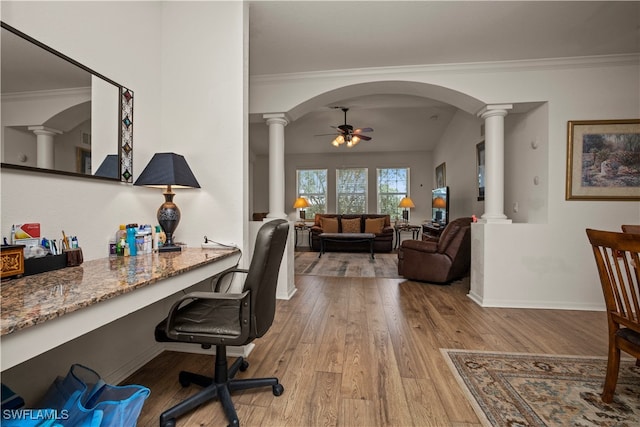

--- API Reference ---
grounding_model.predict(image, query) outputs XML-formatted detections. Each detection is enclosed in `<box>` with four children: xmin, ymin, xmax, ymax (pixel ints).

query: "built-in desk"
<box><xmin>1</xmin><ymin>248</ymin><xmax>241</xmax><ymax>372</ymax></box>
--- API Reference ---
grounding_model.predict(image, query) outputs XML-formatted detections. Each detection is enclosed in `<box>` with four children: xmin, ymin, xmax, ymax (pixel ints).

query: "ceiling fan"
<box><xmin>317</xmin><ymin>107</ymin><xmax>373</xmax><ymax>147</ymax></box>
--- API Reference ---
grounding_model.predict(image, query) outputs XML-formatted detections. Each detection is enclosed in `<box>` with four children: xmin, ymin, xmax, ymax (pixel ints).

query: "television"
<box><xmin>431</xmin><ymin>186</ymin><xmax>449</xmax><ymax>226</ymax></box>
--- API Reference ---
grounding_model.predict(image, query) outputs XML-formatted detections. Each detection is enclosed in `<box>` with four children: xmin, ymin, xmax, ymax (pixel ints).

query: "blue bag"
<box><xmin>14</xmin><ymin>364</ymin><xmax>151</xmax><ymax>427</ymax></box>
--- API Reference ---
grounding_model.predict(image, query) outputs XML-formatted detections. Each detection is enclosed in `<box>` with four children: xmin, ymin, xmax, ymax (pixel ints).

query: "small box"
<box><xmin>1</xmin><ymin>245</ymin><xmax>25</xmax><ymax>279</ymax></box>
<box><xmin>24</xmin><ymin>253</ymin><xmax>68</xmax><ymax>276</ymax></box>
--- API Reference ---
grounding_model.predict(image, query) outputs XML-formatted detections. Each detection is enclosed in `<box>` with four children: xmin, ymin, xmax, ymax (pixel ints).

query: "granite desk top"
<box><xmin>1</xmin><ymin>248</ymin><xmax>240</xmax><ymax>337</ymax></box>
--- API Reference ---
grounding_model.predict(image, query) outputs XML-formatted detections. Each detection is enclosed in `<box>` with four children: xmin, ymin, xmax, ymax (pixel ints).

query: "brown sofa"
<box><xmin>310</xmin><ymin>214</ymin><xmax>394</xmax><ymax>253</ymax></box>
<box><xmin>397</xmin><ymin>217</ymin><xmax>472</xmax><ymax>284</ymax></box>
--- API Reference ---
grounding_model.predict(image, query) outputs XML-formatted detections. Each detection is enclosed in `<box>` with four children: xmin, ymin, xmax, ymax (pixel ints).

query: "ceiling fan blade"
<box><xmin>354</xmin><ymin>127</ymin><xmax>373</xmax><ymax>134</ymax></box>
<box><xmin>330</xmin><ymin>126</ymin><xmax>347</xmax><ymax>133</ymax></box>
<box><xmin>357</xmin><ymin>134</ymin><xmax>372</xmax><ymax>141</ymax></box>
<box><xmin>314</xmin><ymin>133</ymin><xmax>340</xmax><ymax>137</ymax></box>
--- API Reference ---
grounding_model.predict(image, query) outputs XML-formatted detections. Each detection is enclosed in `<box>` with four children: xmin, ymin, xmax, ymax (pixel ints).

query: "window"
<box><xmin>296</xmin><ymin>169</ymin><xmax>327</xmax><ymax>217</ymax></box>
<box><xmin>337</xmin><ymin>168</ymin><xmax>367</xmax><ymax>213</ymax></box>
<box><xmin>377</xmin><ymin>168</ymin><xmax>409</xmax><ymax>220</ymax></box>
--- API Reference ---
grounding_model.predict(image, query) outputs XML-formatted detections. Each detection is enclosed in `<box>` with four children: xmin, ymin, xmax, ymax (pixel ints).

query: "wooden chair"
<box><xmin>621</xmin><ymin>224</ymin><xmax>640</xmax><ymax>234</ymax></box>
<box><xmin>586</xmin><ymin>228</ymin><xmax>640</xmax><ymax>403</ymax></box>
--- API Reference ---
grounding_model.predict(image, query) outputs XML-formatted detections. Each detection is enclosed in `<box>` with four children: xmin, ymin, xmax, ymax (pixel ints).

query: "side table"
<box><xmin>394</xmin><ymin>224</ymin><xmax>421</xmax><ymax>249</ymax></box>
<box><xmin>422</xmin><ymin>223</ymin><xmax>444</xmax><ymax>240</ymax></box>
<box><xmin>294</xmin><ymin>222</ymin><xmax>310</xmax><ymax>247</ymax></box>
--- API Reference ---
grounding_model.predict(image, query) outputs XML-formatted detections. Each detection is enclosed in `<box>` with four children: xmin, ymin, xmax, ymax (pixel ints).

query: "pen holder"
<box><xmin>64</xmin><ymin>248</ymin><xmax>83</xmax><ymax>267</ymax></box>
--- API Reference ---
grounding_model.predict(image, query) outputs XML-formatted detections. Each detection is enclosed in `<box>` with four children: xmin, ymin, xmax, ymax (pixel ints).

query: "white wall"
<box><xmin>1</xmin><ymin>1</ymin><xmax>163</xmax><ymax>261</ymax></box>
<box><xmin>1</xmin><ymin>0</ymin><xmax>247</xmax><ymax>261</ymax></box>
<box><xmin>432</xmin><ymin>109</ymin><xmax>485</xmax><ymax>221</ymax></box>
<box><xmin>249</xmin><ymin>55</ymin><xmax>640</xmax><ymax>310</ymax></box>
<box><xmin>1</xmin><ymin>0</ymin><xmax>248</xmax><ymax>401</ymax></box>
<box><xmin>504</xmin><ymin>103</ymin><xmax>549</xmax><ymax>224</ymax></box>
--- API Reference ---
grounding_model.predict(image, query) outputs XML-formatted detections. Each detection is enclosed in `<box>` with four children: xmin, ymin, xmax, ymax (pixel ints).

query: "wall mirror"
<box><xmin>1</xmin><ymin>22</ymin><xmax>133</xmax><ymax>182</ymax></box>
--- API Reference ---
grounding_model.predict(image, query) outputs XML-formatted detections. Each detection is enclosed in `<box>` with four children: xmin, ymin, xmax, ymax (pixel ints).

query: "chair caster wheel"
<box><xmin>240</xmin><ymin>360</ymin><xmax>249</xmax><ymax>371</ymax></box>
<box><xmin>273</xmin><ymin>383</ymin><xmax>284</xmax><ymax>396</ymax></box>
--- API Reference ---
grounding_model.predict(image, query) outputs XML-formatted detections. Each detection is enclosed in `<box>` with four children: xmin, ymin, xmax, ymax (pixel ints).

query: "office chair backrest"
<box><xmin>244</xmin><ymin>219</ymin><xmax>289</xmax><ymax>338</ymax></box>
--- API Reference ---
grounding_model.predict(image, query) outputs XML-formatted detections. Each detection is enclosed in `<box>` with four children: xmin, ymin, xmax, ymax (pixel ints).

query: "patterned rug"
<box><xmin>442</xmin><ymin>349</ymin><xmax>640</xmax><ymax>426</ymax></box>
<box><xmin>294</xmin><ymin>251</ymin><xmax>400</xmax><ymax>278</ymax></box>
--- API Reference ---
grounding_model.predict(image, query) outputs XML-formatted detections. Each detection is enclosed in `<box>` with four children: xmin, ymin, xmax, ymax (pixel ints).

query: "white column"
<box><xmin>28</xmin><ymin>126</ymin><xmax>62</xmax><ymax>169</ymax></box>
<box><xmin>263</xmin><ymin>113</ymin><xmax>288</xmax><ymax>219</ymax></box>
<box><xmin>477</xmin><ymin>105</ymin><xmax>512</xmax><ymax>224</ymax></box>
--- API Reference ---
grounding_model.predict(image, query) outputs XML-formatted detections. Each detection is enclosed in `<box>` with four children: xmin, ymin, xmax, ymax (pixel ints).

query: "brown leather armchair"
<box><xmin>397</xmin><ymin>217</ymin><xmax>472</xmax><ymax>284</ymax></box>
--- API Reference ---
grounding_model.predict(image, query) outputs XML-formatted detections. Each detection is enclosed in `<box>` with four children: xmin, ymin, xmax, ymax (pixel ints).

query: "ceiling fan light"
<box><xmin>352</xmin><ymin>135</ymin><xmax>360</xmax><ymax>144</ymax></box>
<box><xmin>332</xmin><ymin>138</ymin><xmax>340</xmax><ymax>147</ymax></box>
<box><xmin>346</xmin><ymin>140</ymin><xmax>353</xmax><ymax>147</ymax></box>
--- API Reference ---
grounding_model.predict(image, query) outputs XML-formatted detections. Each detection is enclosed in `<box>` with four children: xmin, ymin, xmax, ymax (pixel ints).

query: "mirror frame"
<box><xmin>0</xmin><ymin>21</ymin><xmax>133</xmax><ymax>183</ymax></box>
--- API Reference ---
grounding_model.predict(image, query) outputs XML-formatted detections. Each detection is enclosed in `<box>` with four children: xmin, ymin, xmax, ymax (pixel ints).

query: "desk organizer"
<box><xmin>24</xmin><ymin>253</ymin><xmax>67</xmax><ymax>277</ymax></box>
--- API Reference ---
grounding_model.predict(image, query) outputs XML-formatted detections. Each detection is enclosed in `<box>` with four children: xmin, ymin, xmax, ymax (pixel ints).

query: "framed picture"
<box><xmin>476</xmin><ymin>141</ymin><xmax>485</xmax><ymax>201</ymax></box>
<box><xmin>435</xmin><ymin>162</ymin><xmax>446</xmax><ymax>188</ymax></box>
<box><xmin>76</xmin><ymin>148</ymin><xmax>91</xmax><ymax>175</ymax></box>
<box><xmin>566</xmin><ymin>119</ymin><xmax>640</xmax><ymax>200</ymax></box>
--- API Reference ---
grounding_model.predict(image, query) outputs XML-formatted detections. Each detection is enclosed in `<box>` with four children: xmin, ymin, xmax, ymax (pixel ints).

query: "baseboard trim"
<box><xmin>277</xmin><ymin>286</ymin><xmax>297</xmax><ymax>300</ymax></box>
<box><xmin>106</xmin><ymin>342</ymin><xmax>256</xmax><ymax>385</ymax></box>
<box><xmin>105</xmin><ymin>343</ymin><xmax>165</xmax><ymax>385</ymax></box>
<box><xmin>468</xmin><ymin>292</ymin><xmax>604</xmax><ymax>311</ymax></box>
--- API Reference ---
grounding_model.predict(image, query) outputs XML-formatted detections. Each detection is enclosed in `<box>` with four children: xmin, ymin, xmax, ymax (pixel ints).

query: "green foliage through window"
<box><xmin>377</xmin><ymin>168</ymin><xmax>409</xmax><ymax>221</ymax></box>
<box><xmin>337</xmin><ymin>168</ymin><xmax>367</xmax><ymax>213</ymax></box>
<box><xmin>296</xmin><ymin>169</ymin><xmax>327</xmax><ymax>217</ymax></box>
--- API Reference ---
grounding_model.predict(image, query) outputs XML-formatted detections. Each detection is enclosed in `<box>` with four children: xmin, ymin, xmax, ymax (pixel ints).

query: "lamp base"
<box><xmin>158</xmin><ymin>244</ymin><xmax>182</xmax><ymax>253</ymax></box>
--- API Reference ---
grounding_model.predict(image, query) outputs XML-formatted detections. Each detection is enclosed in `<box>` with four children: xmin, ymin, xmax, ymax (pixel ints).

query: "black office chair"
<box><xmin>155</xmin><ymin>219</ymin><xmax>289</xmax><ymax>427</ymax></box>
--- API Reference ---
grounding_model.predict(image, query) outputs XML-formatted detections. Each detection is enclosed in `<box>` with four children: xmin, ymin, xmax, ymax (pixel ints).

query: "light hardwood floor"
<box><xmin>124</xmin><ymin>274</ymin><xmax>608</xmax><ymax>427</ymax></box>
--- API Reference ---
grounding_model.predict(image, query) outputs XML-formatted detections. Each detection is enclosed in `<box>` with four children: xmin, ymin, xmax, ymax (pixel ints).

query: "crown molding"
<box><xmin>250</xmin><ymin>54</ymin><xmax>640</xmax><ymax>84</ymax></box>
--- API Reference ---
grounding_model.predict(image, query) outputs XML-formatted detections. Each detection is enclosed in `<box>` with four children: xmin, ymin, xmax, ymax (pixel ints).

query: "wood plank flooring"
<box><xmin>124</xmin><ymin>274</ymin><xmax>609</xmax><ymax>427</ymax></box>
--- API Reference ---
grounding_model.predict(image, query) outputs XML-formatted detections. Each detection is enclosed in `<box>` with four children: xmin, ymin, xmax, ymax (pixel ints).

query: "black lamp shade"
<box><xmin>134</xmin><ymin>153</ymin><xmax>200</xmax><ymax>252</ymax></box>
<box><xmin>94</xmin><ymin>154</ymin><xmax>119</xmax><ymax>179</ymax></box>
<box><xmin>134</xmin><ymin>152</ymin><xmax>200</xmax><ymax>188</ymax></box>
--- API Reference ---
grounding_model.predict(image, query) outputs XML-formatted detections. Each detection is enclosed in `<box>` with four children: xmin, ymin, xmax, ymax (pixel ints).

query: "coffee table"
<box><xmin>318</xmin><ymin>232</ymin><xmax>376</xmax><ymax>259</ymax></box>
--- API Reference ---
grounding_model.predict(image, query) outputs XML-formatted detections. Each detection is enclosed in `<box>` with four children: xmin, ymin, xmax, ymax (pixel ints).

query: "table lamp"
<box><xmin>134</xmin><ymin>152</ymin><xmax>200</xmax><ymax>252</ymax></box>
<box><xmin>94</xmin><ymin>154</ymin><xmax>119</xmax><ymax>179</ymax></box>
<box><xmin>398</xmin><ymin>197</ymin><xmax>415</xmax><ymax>222</ymax></box>
<box><xmin>293</xmin><ymin>197</ymin><xmax>310</xmax><ymax>220</ymax></box>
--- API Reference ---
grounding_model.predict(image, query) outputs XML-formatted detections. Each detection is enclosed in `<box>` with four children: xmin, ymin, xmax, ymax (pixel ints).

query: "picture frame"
<box><xmin>76</xmin><ymin>148</ymin><xmax>91</xmax><ymax>175</ymax></box>
<box><xmin>435</xmin><ymin>162</ymin><xmax>446</xmax><ymax>188</ymax></box>
<box><xmin>476</xmin><ymin>141</ymin><xmax>485</xmax><ymax>201</ymax></box>
<box><xmin>566</xmin><ymin>119</ymin><xmax>640</xmax><ymax>200</ymax></box>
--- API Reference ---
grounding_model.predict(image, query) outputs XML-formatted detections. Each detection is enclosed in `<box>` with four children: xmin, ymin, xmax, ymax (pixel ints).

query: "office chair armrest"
<box><xmin>211</xmin><ymin>267</ymin><xmax>250</xmax><ymax>291</ymax></box>
<box><xmin>167</xmin><ymin>290</ymin><xmax>250</xmax><ymax>317</ymax></box>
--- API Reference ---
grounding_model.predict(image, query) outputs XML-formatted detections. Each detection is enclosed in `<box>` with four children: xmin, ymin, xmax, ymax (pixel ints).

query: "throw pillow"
<box><xmin>320</xmin><ymin>217</ymin><xmax>339</xmax><ymax>233</ymax></box>
<box><xmin>364</xmin><ymin>217</ymin><xmax>385</xmax><ymax>234</ymax></box>
<box><xmin>341</xmin><ymin>218</ymin><xmax>361</xmax><ymax>234</ymax></box>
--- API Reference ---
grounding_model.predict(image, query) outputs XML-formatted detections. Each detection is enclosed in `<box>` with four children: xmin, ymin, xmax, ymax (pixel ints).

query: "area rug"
<box><xmin>442</xmin><ymin>349</ymin><xmax>640</xmax><ymax>426</ymax></box>
<box><xmin>294</xmin><ymin>251</ymin><xmax>400</xmax><ymax>278</ymax></box>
